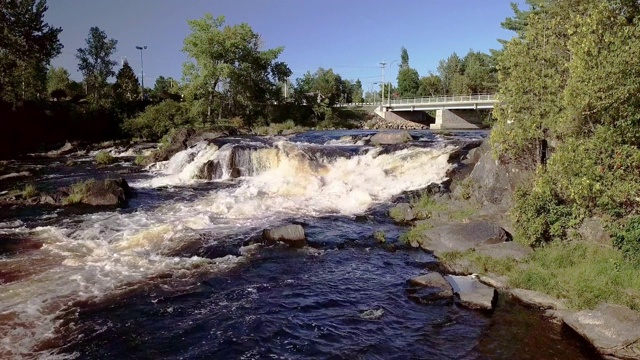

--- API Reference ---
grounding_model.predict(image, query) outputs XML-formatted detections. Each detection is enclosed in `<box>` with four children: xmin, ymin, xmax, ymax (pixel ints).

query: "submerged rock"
<box><xmin>563</xmin><ymin>304</ymin><xmax>640</xmax><ymax>359</ymax></box>
<box><xmin>360</xmin><ymin>308</ymin><xmax>385</xmax><ymax>320</ymax></box>
<box><xmin>370</xmin><ymin>131</ymin><xmax>413</xmax><ymax>145</ymax></box>
<box><xmin>418</xmin><ymin>221</ymin><xmax>508</xmax><ymax>255</ymax></box>
<box><xmin>262</xmin><ymin>224</ymin><xmax>306</xmax><ymax>247</ymax></box>
<box><xmin>445</xmin><ymin>275</ymin><xmax>497</xmax><ymax>311</ymax></box>
<box><xmin>407</xmin><ymin>273</ymin><xmax>454</xmax><ymax>303</ymax></box>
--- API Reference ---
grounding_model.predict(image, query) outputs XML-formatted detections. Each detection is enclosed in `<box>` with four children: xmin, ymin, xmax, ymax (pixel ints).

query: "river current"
<box><xmin>0</xmin><ymin>130</ymin><xmax>596</xmax><ymax>359</ymax></box>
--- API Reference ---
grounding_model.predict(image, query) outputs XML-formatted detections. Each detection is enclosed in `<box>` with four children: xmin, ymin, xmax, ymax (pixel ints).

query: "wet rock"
<box><xmin>186</xmin><ymin>131</ymin><xmax>225</xmax><ymax>148</ymax></box>
<box><xmin>370</xmin><ymin>131</ymin><xmax>413</xmax><ymax>145</ymax></box>
<box><xmin>148</xmin><ymin>128</ymin><xmax>197</xmax><ymax>163</ymax></box>
<box><xmin>66</xmin><ymin>178</ymin><xmax>132</xmax><ymax>207</ymax></box>
<box><xmin>407</xmin><ymin>273</ymin><xmax>454</xmax><ymax>303</ymax></box>
<box><xmin>509</xmin><ymin>289</ymin><xmax>567</xmax><ymax>310</ymax></box>
<box><xmin>475</xmin><ymin>241</ymin><xmax>532</xmax><ymax>261</ymax></box>
<box><xmin>262</xmin><ymin>224</ymin><xmax>306</xmax><ymax>248</ymax></box>
<box><xmin>46</xmin><ymin>141</ymin><xmax>74</xmax><ymax>157</ymax></box>
<box><xmin>389</xmin><ymin>203</ymin><xmax>415</xmax><ymax>223</ymax></box>
<box><xmin>445</xmin><ymin>275</ymin><xmax>497</xmax><ymax>311</ymax></box>
<box><xmin>0</xmin><ymin>171</ymin><xmax>31</xmax><ymax>181</ymax></box>
<box><xmin>418</xmin><ymin>221</ymin><xmax>508</xmax><ymax>255</ymax></box>
<box><xmin>360</xmin><ymin>308</ymin><xmax>385</xmax><ymax>320</ymax></box>
<box><xmin>578</xmin><ymin>216</ymin><xmax>612</xmax><ymax>247</ymax></box>
<box><xmin>198</xmin><ymin>160</ymin><xmax>223</xmax><ymax>180</ymax></box>
<box><xmin>563</xmin><ymin>304</ymin><xmax>640</xmax><ymax>359</ymax></box>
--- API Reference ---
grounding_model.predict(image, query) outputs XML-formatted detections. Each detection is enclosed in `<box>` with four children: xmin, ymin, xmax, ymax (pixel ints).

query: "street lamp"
<box><xmin>135</xmin><ymin>45</ymin><xmax>147</xmax><ymax>99</ymax></box>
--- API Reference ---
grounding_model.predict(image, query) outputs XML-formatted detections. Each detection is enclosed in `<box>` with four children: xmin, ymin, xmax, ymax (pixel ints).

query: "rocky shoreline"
<box><xmin>389</xmin><ymin>137</ymin><xmax>640</xmax><ymax>360</ymax></box>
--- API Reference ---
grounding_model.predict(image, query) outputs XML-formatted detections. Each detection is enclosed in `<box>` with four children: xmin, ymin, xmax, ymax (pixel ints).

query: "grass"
<box><xmin>63</xmin><ymin>179</ymin><xmax>95</xmax><ymax>205</ymax></box>
<box><xmin>134</xmin><ymin>155</ymin><xmax>147</xmax><ymax>166</ymax></box>
<box><xmin>374</xmin><ymin>230</ymin><xmax>386</xmax><ymax>243</ymax></box>
<box><xmin>439</xmin><ymin>242</ymin><xmax>640</xmax><ymax>311</ymax></box>
<box><xmin>398</xmin><ymin>222</ymin><xmax>433</xmax><ymax>246</ymax></box>
<box><xmin>410</xmin><ymin>194</ymin><xmax>448</xmax><ymax>220</ymax></box>
<box><xmin>95</xmin><ymin>151</ymin><xmax>116</xmax><ymax>166</ymax></box>
<box><xmin>389</xmin><ymin>206</ymin><xmax>409</xmax><ymax>223</ymax></box>
<box><xmin>22</xmin><ymin>184</ymin><xmax>38</xmax><ymax>199</ymax></box>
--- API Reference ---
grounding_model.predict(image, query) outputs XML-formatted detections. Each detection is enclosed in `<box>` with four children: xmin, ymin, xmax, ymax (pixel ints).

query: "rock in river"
<box><xmin>407</xmin><ymin>273</ymin><xmax>454</xmax><ymax>303</ymax></box>
<box><xmin>445</xmin><ymin>275</ymin><xmax>497</xmax><ymax>311</ymax></box>
<box><xmin>370</xmin><ymin>131</ymin><xmax>413</xmax><ymax>145</ymax></box>
<box><xmin>418</xmin><ymin>221</ymin><xmax>508</xmax><ymax>255</ymax></box>
<box><xmin>563</xmin><ymin>303</ymin><xmax>640</xmax><ymax>359</ymax></box>
<box><xmin>262</xmin><ymin>224</ymin><xmax>306</xmax><ymax>248</ymax></box>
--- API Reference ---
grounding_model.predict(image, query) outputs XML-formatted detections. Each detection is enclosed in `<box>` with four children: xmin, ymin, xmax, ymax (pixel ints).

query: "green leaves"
<box><xmin>76</xmin><ymin>27</ymin><xmax>118</xmax><ymax>106</ymax></box>
<box><xmin>181</xmin><ymin>13</ymin><xmax>290</xmax><ymax>124</ymax></box>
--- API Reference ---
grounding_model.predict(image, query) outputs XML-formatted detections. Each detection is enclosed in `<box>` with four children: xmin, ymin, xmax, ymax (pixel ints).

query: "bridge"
<box><xmin>339</xmin><ymin>94</ymin><xmax>499</xmax><ymax>130</ymax></box>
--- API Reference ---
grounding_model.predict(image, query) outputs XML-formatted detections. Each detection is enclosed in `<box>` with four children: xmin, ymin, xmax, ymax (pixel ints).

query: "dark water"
<box><xmin>0</xmin><ymin>130</ymin><xmax>598</xmax><ymax>359</ymax></box>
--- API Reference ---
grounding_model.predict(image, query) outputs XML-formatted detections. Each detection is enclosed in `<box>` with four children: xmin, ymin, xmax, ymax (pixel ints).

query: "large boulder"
<box><xmin>370</xmin><ymin>131</ymin><xmax>413</xmax><ymax>145</ymax></box>
<box><xmin>418</xmin><ymin>221</ymin><xmax>508</xmax><ymax>255</ymax></box>
<box><xmin>563</xmin><ymin>304</ymin><xmax>640</xmax><ymax>359</ymax></box>
<box><xmin>81</xmin><ymin>178</ymin><xmax>132</xmax><ymax>207</ymax></box>
<box><xmin>463</xmin><ymin>140</ymin><xmax>531</xmax><ymax>208</ymax></box>
<box><xmin>445</xmin><ymin>275</ymin><xmax>497</xmax><ymax>311</ymax></box>
<box><xmin>186</xmin><ymin>131</ymin><xmax>225</xmax><ymax>148</ymax></box>
<box><xmin>262</xmin><ymin>224</ymin><xmax>306</xmax><ymax>248</ymax></box>
<box><xmin>148</xmin><ymin>128</ymin><xmax>196</xmax><ymax>163</ymax></box>
<box><xmin>407</xmin><ymin>273</ymin><xmax>454</xmax><ymax>303</ymax></box>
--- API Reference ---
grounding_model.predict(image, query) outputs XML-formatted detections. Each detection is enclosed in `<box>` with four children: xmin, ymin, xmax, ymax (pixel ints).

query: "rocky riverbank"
<box><xmin>390</xmin><ymin>137</ymin><xmax>640</xmax><ymax>359</ymax></box>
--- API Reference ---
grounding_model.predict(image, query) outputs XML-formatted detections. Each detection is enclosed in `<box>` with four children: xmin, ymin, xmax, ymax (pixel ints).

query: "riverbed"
<box><xmin>0</xmin><ymin>130</ymin><xmax>596</xmax><ymax>359</ymax></box>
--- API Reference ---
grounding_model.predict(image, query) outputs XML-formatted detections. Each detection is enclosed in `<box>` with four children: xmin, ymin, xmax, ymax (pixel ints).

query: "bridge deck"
<box><xmin>339</xmin><ymin>94</ymin><xmax>497</xmax><ymax>111</ymax></box>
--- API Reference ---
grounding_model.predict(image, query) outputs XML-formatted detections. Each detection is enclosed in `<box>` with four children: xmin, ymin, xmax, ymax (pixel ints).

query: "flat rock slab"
<box><xmin>563</xmin><ymin>304</ymin><xmax>640</xmax><ymax>359</ymax></box>
<box><xmin>263</xmin><ymin>224</ymin><xmax>306</xmax><ymax>248</ymax></box>
<box><xmin>509</xmin><ymin>288</ymin><xmax>567</xmax><ymax>310</ymax></box>
<box><xmin>408</xmin><ymin>273</ymin><xmax>454</xmax><ymax>302</ymax></box>
<box><xmin>445</xmin><ymin>275</ymin><xmax>497</xmax><ymax>311</ymax></box>
<box><xmin>389</xmin><ymin>203</ymin><xmax>415</xmax><ymax>223</ymax></box>
<box><xmin>419</xmin><ymin>221</ymin><xmax>508</xmax><ymax>255</ymax></box>
<box><xmin>475</xmin><ymin>241</ymin><xmax>532</xmax><ymax>261</ymax></box>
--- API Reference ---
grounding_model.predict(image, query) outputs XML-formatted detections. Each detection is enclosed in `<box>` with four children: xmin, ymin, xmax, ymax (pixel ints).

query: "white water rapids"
<box><xmin>0</xmin><ymin>139</ymin><xmax>457</xmax><ymax>358</ymax></box>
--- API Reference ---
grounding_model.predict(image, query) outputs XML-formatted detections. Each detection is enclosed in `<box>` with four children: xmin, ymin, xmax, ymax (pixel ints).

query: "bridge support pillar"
<box><xmin>430</xmin><ymin>109</ymin><xmax>483</xmax><ymax>130</ymax></box>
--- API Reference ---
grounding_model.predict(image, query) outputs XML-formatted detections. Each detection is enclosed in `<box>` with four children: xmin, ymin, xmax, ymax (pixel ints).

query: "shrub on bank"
<box><xmin>95</xmin><ymin>151</ymin><xmax>116</xmax><ymax>165</ymax></box>
<box><xmin>122</xmin><ymin>100</ymin><xmax>195</xmax><ymax>141</ymax></box>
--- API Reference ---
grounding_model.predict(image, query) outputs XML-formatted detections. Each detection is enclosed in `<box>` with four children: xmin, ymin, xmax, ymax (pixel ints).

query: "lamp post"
<box><xmin>387</xmin><ymin>59</ymin><xmax>399</xmax><ymax>106</ymax></box>
<box><xmin>135</xmin><ymin>45</ymin><xmax>147</xmax><ymax>99</ymax></box>
<box><xmin>379</xmin><ymin>61</ymin><xmax>387</xmax><ymax>106</ymax></box>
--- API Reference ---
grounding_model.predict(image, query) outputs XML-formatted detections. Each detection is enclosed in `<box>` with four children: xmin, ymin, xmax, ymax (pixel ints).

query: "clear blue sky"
<box><xmin>45</xmin><ymin>0</ymin><xmax>522</xmax><ymax>89</ymax></box>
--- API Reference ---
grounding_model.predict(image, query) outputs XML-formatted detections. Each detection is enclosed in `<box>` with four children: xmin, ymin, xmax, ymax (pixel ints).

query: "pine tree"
<box><xmin>113</xmin><ymin>61</ymin><xmax>140</xmax><ymax>101</ymax></box>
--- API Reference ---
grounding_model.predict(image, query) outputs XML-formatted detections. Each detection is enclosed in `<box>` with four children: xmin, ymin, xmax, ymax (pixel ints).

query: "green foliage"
<box><xmin>612</xmin><ymin>217</ymin><xmax>640</xmax><ymax>265</ymax></box>
<box><xmin>113</xmin><ymin>61</ymin><xmax>140</xmax><ymax>101</ymax></box>
<box><xmin>398</xmin><ymin>222</ymin><xmax>433</xmax><ymax>246</ymax></box>
<box><xmin>251</xmin><ymin>119</ymin><xmax>307</xmax><ymax>136</ymax></box>
<box><xmin>388</xmin><ymin>206</ymin><xmax>408</xmax><ymax>223</ymax></box>
<box><xmin>373</xmin><ymin>230</ymin><xmax>386</xmax><ymax>243</ymax></box>
<box><xmin>417</xmin><ymin>73</ymin><xmax>443</xmax><ymax>97</ymax></box>
<box><xmin>410</xmin><ymin>194</ymin><xmax>447</xmax><ymax>220</ymax></box>
<box><xmin>22</xmin><ymin>184</ymin><xmax>39</xmax><ymax>199</ymax></box>
<box><xmin>495</xmin><ymin>0</ymin><xmax>640</xmax><ymax>251</ymax></box>
<box><xmin>512</xmin><ymin>175</ymin><xmax>581</xmax><ymax>247</ymax></box>
<box><xmin>63</xmin><ymin>179</ymin><xmax>95</xmax><ymax>205</ymax></box>
<box><xmin>46</xmin><ymin>66</ymin><xmax>71</xmax><ymax>97</ymax></box>
<box><xmin>397</xmin><ymin>67</ymin><xmax>420</xmax><ymax>98</ymax></box>
<box><xmin>0</xmin><ymin>0</ymin><xmax>62</xmax><ymax>105</ymax></box>
<box><xmin>122</xmin><ymin>100</ymin><xmax>195</xmax><ymax>141</ymax></box>
<box><xmin>181</xmin><ymin>13</ymin><xmax>291</xmax><ymax>124</ymax></box>
<box><xmin>95</xmin><ymin>151</ymin><xmax>116</xmax><ymax>165</ymax></box>
<box><xmin>76</xmin><ymin>27</ymin><xmax>118</xmax><ymax>106</ymax></box>
<box><xmin>440</xmin><ymin>241</ymin><xmax>640</xmax><ymax>310</ymax></box>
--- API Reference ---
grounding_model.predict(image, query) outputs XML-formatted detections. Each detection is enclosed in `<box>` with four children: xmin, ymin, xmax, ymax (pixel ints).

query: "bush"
<box><xmin>63</xmin><ymin>179</ymin><xmax>95</xmax><ymax>205</ymax></box>
<box><xmin>22</xmin><ymin>184</ymin><xmax>38</xmax><ymax>199</ymax></box>
<box><xmin>95</xmin><ymin>151</ymin><xmax>116</xmax><ymax>165</ymax></box>
<box><xmin>122</xmin><ymin>100</ymin><xmax>195</xmax><ymax>141</ymax></box>
<box><xmin>612</xmin><ymin>217</ymin><xmax>640</xmax><ymax>266</ymax></box>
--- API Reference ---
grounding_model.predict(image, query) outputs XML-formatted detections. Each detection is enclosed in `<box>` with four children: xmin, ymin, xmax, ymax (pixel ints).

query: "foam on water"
<box><xmin>0</xmin><ymin>139</ymin><xmax>457</xmax><ymax>358</ymax></box>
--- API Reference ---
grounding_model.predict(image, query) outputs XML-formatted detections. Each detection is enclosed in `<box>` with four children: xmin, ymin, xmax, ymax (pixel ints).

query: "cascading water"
<box><xmin>0</xmin><ymin>131</ymin><xmax>594</xmax><ymax>359</ymax></box>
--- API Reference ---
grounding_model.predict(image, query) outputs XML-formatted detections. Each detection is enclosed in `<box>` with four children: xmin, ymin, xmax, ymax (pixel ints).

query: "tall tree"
<box><xmin>352</xmin><ymin>79</ymin><xmax>364</xmax><ymax>103</ymax></box>
<box><xmin>113</xmin><ymin>60</ymin><xmax>140</xmax><ymax>101</ymax></box>
<box><xmin>0</xmin><ymin>0</ymin><xmax>62</xmax><ymax>104</ymax></box>
<box><xmin>417</xmin><ymin>73</ymin><xmax>444</xmax><ymax>96</ymax></box>
<box><xmin>46</xmin><ymin>66</ymin><xmax>71</xmax><ymax>95</ymax></box>
<box><xmin>462</xmin><ymin>50</ymin><xmax>497</xmax><ymax>93</ymax></box>
<box><xmin>182</xmin><ymin>13</ymin><xmax>291</xmax><ymax>123</ymax></box>
<box><xmin>76</xmin><ymin>27</ymin><xmax>118</xmax><ymax>105</ymax></box>
<box><xmin>437</xmin><ymin>52</ymin><xmax>464</xmax><ymax>95</ymax></box>
<box><xmin>400</xmin><ymin>46</ymin><xmax>410</xmax><ymax>69</ymax></box>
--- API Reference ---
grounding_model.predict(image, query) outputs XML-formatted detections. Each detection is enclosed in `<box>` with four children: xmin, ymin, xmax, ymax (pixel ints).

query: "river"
<box><xmin>0</xmin><ymin>130</ymin><xmax>596</xmax><ymax>359</ymax></box>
